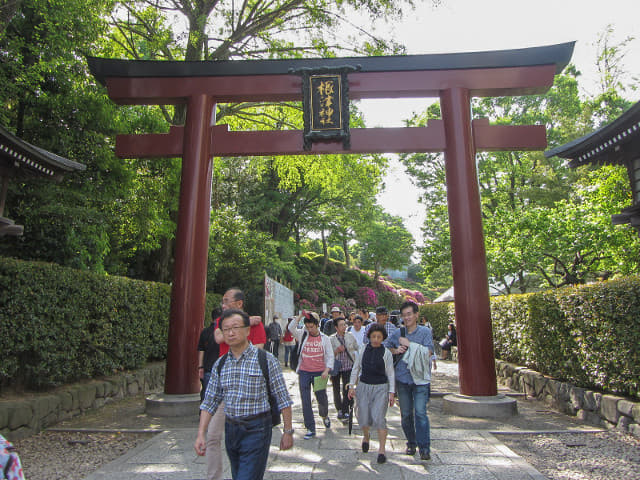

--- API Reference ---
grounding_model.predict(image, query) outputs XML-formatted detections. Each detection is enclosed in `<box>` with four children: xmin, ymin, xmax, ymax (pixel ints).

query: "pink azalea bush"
<box><xmin>355</xmin><ymin>287</ymin><xmax>377</xmax><ymax>307</ymax></box>
<box><xmin>299</xmin><ymin>298</ymin><xmax>316</xmax><ymax>310</ymax></box>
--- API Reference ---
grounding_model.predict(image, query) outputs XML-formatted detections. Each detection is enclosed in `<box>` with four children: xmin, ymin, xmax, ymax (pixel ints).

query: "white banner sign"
<box><xmin>264</xmin><ymin>274</ymin><xmax>295</xmax><ymax>328</ymax></box>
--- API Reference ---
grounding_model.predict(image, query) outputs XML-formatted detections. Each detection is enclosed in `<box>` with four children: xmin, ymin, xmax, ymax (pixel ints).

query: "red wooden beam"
<box><xmin>105</xmin><ymin>65</ymin><xmax>556</xmax><ymax>105</ymax></box>
<box><xmin>472</xmin><ymin>119</ymin><xmax>547</xmax><ymax>151</ymax></box>
<box><xmin>115</xmin><ymin>121</ymin><xmax>546</xmax><ymax>158</ymax></box>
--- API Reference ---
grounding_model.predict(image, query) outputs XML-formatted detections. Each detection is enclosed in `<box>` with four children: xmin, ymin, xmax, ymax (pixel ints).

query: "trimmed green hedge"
<box><xmin>0</xmin><ymin>256</ymin><xmax>221</xmax><ymax>391</ymax></box>
<box><xmin>421</xmin><ymin>277</ymin><xmax>640</xmax><ymax>399</ymax></box>
<box><xmin>419</xmin><ymin>302</ymin><xmax>452</xmax><ymax>342</ymax></box>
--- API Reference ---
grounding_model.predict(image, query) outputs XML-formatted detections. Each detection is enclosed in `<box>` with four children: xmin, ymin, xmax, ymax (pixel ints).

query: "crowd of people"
<box><xmin>194</xmin><ymin>287</ymin><xmax>439</xmax><ymax>480</ymax></box>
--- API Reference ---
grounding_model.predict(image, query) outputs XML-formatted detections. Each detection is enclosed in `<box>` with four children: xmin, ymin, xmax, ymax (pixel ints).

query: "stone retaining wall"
<box><xmin>495</xmin><ymin>359</ymin><xmax>640</xmax><ymax>438</ymax></box>
<box><xmin>0</xmin><ymin>362</ymin><xmax>165</xmax><ymax>440</ymax></box>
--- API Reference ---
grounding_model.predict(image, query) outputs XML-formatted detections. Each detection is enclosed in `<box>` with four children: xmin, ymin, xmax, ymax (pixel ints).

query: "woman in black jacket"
<box><xmin>440</xmin><ymin>323</ymin><xmax>457</xmax><ymax>360</ymax></box>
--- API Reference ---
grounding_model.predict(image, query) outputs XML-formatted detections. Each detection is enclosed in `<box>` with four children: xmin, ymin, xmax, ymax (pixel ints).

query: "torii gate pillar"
<box><xmin>165</xmin><ymin>94</ymin><xmax>215</xmax><ymax>394</ymax></box>
<box><xmin>441</xmin><ymin>87</ymin><xmax>497</xmax><ymax>396</ymax></box>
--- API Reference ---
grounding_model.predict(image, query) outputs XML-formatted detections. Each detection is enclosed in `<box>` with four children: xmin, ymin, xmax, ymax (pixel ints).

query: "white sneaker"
<box><xmin>303</xmin><ymin>430</ymin><xmax>316</xmax><ymax>440</ymax></box>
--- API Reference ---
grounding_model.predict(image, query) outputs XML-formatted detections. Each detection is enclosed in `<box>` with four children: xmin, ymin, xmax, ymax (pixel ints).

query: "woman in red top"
<box><xmin>282</xmin><ymin>320</ymin><xmax>296</xmax><ymax>368</ymax></box>
<box><xmin>288</xmin><ymin>312</ymin><xmax>335</xmax><ymax>439</ymax></box>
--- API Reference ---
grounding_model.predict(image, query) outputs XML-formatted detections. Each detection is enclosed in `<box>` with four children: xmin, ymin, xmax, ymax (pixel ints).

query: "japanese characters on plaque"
<box><xmin>289</xmin><ymin>65</ymin><xmax>360</xmax><ymax>151</ymax></box>
<box><xmin>310</xmin><ymin>75</ymin><xmax>341</xmax><ymax>130</ymax></box>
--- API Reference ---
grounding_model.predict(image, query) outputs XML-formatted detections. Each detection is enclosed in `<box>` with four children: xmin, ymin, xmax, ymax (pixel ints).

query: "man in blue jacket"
<box><xmin>387</xmin><ymin>301</ymin><xmax>434</xmax><ymax>461</ymax></box>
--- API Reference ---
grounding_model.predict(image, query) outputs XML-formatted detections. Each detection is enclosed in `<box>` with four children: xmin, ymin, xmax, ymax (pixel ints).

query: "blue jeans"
<box><xmin>298</xmin><ymin>370</ymin><xmax>329</xmax><ymax>432</ymax></box>
<box><xmin>396</xmin><ymin>382</ymin><xmax>431</xmax><ymax>454</ymax></box>
<box><xmin>225</xmin><ymin>415</ymin><xmax>273</xmax><ymax>480</ymax></box>
<box><xmin>284</xmin><ymin>345</ymin><xmax>295</xmax><ymax>365</ymax></box>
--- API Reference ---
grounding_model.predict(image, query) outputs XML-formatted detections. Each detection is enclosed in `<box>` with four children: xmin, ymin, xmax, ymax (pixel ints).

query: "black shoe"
<box><xmin>322</xmin><ymin>416</ymin><xmax>331</xmax><ymax>428</ymax></box>
<box><xmin>377</xmin><ymin>453</ymin><xmax>386</xmax><ymax>464</ymax></box>
<box><xmin>337</xmin><ymin>412</ymin><xmax>344</xmax><ymax>420</ymax></box>
<box><xmin>362</xmin><ymin>441</ymin><xmax>369</xmax><ymax>453</ymax></box>
<box><xmin>405</xmin><ymin>446</ymin><xmax>416</xmax><ymax>455</ymax></box>
<box><xmin>420</xmin><ymin>451</ymin><xmax>431</xmax><ymax>461</ymax></box>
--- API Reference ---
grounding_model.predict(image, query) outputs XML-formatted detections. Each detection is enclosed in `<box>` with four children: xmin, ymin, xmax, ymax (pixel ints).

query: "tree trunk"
<box><xmin>342</xmin><ymin>237</ymin><xmax>350</xmax><ymax>268</ymax></box>
<box><xmin>321</xmin><ymin>229</ymin><xmax>328</xmax><ymax>274</ymax></box>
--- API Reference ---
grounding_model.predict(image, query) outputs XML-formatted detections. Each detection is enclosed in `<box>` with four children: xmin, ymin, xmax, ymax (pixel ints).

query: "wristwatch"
<box><xmin>283</xmin><ymin>428</ymin><xmax>294</xmax><ymax>435</ymax></box>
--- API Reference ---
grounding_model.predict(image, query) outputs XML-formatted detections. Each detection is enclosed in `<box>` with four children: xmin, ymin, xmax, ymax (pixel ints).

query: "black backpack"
<box><xmin>288</xmin><ymin>331</ymin><xmax>307</xmax><ymax>371</ymax></box>
<box><xmin>217</xmin><ymin>349</ymin><xmax>281</xmax><ymax>426</ymax></box>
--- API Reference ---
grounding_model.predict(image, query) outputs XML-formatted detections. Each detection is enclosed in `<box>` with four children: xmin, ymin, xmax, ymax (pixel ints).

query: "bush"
<box><xmin>492</xmin><ymin>278</ymin><xmax>640</xmax><ymax>399</ymax></box>
<box><xmin>419</xmin><ymin>302</ymin><xmax>453</xmax><ymax>341</ymax></box>
<box><xmin>0</xmin><ymin>256</ymin><xmax>220</xmax><ymax>391</ymax></box>
<box><xmin>421</xmin><ymin>278</ymin><xmax>640</xmax><ymax>399</ymax></box>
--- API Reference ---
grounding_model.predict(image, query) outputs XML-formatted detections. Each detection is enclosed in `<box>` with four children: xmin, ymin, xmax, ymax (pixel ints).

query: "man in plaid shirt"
<box><xmin>195</xmin><ymin>309</ymin><xmax>294</xmax><ymax>480</ymax></box>
<box><xmin>363</xmin><ymin>306</ymin><xmax>398</xmax><ymax>346</ymax></box>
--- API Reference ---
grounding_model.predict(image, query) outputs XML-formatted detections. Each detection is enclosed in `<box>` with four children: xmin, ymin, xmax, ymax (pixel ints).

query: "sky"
<box><xmin>363</xmin><ymin>0</ymin><xmax>640</xmax><ymax>251</ymax></box>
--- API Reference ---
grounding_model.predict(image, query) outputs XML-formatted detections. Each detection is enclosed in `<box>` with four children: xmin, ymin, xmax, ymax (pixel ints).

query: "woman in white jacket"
<box><xmin>348</xmin><ymin>323</ymin><xmax>395</xmax><ymax>464</ymax></box>
<box><xmin>288</xmin><ymin>311</ymin><xmax>334</xmax><ymax>440</ymax></box>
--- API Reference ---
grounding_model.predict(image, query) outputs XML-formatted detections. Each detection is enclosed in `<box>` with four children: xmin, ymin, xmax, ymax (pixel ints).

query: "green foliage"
<box><xmin>357</xmin><ymin>212</ymin><xmax>414</xmax><ymax>280</ymax></box>
<box><xmin>0</xmin><ymin>256</ymin><xmax>220</xmax><ymax>390</ymax></box>
<box><xmin>492</xmin><ymin>278</ymin><xmax>640</xmax><ymax>398</ymax></box>
<box><xmin>419</xmin><ymin>303</ymin><xmax>453</xmax><ymax>342</ymax></box>
<box><xmin>207</xmin><ymin>206</ymin><xmax>283</xmax><ymax>313</ymax></box>
<box><xmin>405</xmin><ymin>54</ymin><xmax>640</xmax><ymax>294</ymax></box>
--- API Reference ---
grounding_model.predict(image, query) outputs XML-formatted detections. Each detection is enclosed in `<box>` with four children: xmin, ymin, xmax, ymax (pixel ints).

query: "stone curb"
<box><xmin>495</xmin><ymin>359</ymin><xmax>640</xmax><ymax>438</ymax></box>
<box><xmin>0</xmin><ymin>363</ymin><xmax>165</xmax><ymax>440</ymax></box>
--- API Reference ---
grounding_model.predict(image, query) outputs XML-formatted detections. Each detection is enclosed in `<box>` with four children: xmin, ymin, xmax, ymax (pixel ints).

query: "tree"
<box><xmin>0</xmin><ymin>0</ymin><xmax>126</xmax><ymax>272</ymax></box>
<box><xmin>402</xmin><ymin>29</ymin><xmax>640</xmax><ymax>292</ymax></box>
<box><xmin>357</xmin><ymin>211</ymin><xmax>413</xmax><ymax>282</ymax></box>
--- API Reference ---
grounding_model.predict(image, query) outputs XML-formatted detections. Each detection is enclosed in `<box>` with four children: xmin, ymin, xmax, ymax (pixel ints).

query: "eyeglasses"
<box><xmin>222</xmin><ymin>326</ymin><xmax>248</xmax><ymax>334</ymax></box>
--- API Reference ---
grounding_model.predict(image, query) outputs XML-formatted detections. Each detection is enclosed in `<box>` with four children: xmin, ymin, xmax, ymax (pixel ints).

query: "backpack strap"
<box><xmin>257</xmin><ymin>349</ymin><xmax>272</xmax><ymax>397</ymax></box>
<box><xmin>216</xmin><ymin>353</ymin><xmax>229</xmax><ymax>376</ymax></box>
<box><xmin>297</xmin><ymin>331</ymin><xmax>308</xmax><ymax>355</ymax></box>
<box><xmin>393</xmin><ymin>327</ymin><xmax>407</xmax><ymax>366</ymax></box>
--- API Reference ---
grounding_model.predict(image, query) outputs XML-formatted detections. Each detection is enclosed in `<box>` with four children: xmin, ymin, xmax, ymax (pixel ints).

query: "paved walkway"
<box><xmin>78</xmin><ymin>361</ymin><xmax>598</xmax><ymax>480</ymax></box>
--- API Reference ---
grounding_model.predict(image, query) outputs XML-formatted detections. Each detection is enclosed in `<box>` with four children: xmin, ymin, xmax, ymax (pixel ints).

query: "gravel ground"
<box><xmin>8</xmin><ymin>362</ymin><xmax>640</xmax><ymax>480</ymax></box>
<box><xmin>12</xmin><ymin>431</ymin><xmax>152</xmax><ymax>480</ymax></box>
<box><xmin>498</xmin><ymin>431</ymin><xmax>640</xmax><ymax>480</ymax></box>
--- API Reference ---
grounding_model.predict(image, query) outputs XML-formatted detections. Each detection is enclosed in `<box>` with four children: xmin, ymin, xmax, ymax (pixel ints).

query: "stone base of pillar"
<box><xmin>443</xmin><ymin>393</ymin><xmax>517</xmax><ymax>418</ymax></box>
<box><xmin>145</xmin><ymin>393</ymin><xmax>201</xmax><ymax>417</ymax></box>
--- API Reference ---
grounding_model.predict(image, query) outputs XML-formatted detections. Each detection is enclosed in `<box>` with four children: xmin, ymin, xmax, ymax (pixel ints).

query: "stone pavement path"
<box><xmin>65</xmin><ymin>360</ymin><xmax>603</xmax><ymax>480</ymax></box>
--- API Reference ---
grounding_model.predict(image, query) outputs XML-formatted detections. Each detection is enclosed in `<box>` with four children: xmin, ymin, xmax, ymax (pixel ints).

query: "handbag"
<box><xmin>330</xmin><ymin>358</ymin><xmax>342</xmax><ymax>377</ymax></box>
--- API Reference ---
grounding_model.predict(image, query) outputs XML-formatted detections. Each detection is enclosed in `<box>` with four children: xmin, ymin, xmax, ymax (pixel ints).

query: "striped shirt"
<box><xmin>200</xmin><ymin>344</ymin><xmax>293</xmax><ymax>419</ymax></box>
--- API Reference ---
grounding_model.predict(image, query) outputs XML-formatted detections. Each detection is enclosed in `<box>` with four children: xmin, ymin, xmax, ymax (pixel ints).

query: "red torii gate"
<box><xmin>88</xmin><ymin>42</ymin><xmax>574</xmax><ymax>402</ymax></box>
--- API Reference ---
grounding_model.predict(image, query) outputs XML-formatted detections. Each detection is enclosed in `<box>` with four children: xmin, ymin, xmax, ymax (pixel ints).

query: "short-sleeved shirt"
<box><xmin>217</xmin><ymin>318</ymin><xmax>267</xmax><ymax>357</ymax></box>
<box><xmin>198</xmin><ymin>322</ymin><xmax>220</xmax><ymax>373</ymax></box>
<box><xmin>387</xmin><ymin>325</ymin><xmax>434</xmax><ymax>385</ymax></box>
<box><xmin>299</xmin><ymin>334</ymin><xmax>326</xmax><ymax>372</ymax></box>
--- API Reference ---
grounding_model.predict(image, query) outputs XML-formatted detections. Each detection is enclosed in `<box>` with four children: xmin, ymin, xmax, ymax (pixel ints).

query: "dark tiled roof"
<box><xmin>545</xmin><ymin>101</ymin><xmax>640</xmax><ymax>167</ymax></box>
<box><xmin>0</xmin><ymin>124</ymin><xmax>86</xmax><ymax>180</ymax></box>
<box><xmin>87</xmin><ymin>42</ymin><xmax>575</xmax><ymax>85</ymax></box>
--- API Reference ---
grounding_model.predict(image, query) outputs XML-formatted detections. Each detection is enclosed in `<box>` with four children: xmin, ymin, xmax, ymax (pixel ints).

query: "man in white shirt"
<box><xmin>348</xmin><ymin>314</ymin><xmax>366</xmax><ymax>347</ymax></box>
